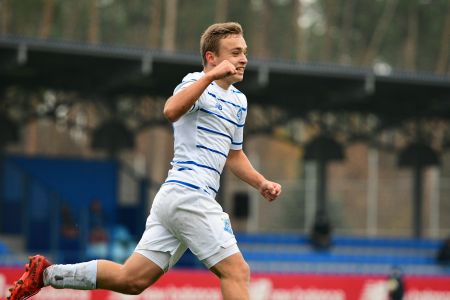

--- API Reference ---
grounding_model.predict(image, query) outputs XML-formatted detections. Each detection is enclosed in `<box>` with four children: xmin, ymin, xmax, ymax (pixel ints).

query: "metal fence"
<box><xmin>247</xmin><ymin>171</ymin><xmax>449</xmax><ymax>239</ymax></box>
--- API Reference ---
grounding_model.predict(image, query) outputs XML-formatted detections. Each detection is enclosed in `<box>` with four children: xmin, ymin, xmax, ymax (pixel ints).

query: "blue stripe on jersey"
<box><xmin>173</xmin><ymin>160</ymin><xmax>221</xmax><ymax>175</ymax></box>
<box><xmin>197</xmin><ymin>126</ymin><xmax>233</xmax><ymax>142</ymax></box>
<box><xmin>196</xmin><ymin>144</ymin><xmax>228</xmax><ymax>158</ymax></box>
<box><xmin>164</xmin><ymin>180</ymin><xmax>200</xmax><ymax>190</ymax></box>
<box><xmin>207</xmin><ymin>185</ymin><xmax>218</xmax><ymax>194</ymax></box>
<box><xmin>177</xmin><ymin>167</ymin><xmax>193</xmax><ymax>171</ymax></box>
<box><xmin>197</xmin><ymin>126</ymin><xmax>242</xmax><ymax>146</ymax></box>
<box><xmin>210</xmin><ymin>82</ymin><xmax>242</xmax><ymax>94</ymax></box>
<box><xmin>200</xmin><ymin>108</ymin><xmax>244</xmax><ymax>127</ymax></box>
<box><xmin>188</xmin><ymin>103</ymin><xmax>197</xmax><ymax>112</ymax></box>
<box><xmin>207</xmin><ymin>91</ymin><xmax>247</xmax><ymax>111</ymax></box>
<box><xmin>164</xmin><ymin>180</ymin><xmax>218</xmax><ymax>196</ymax></box>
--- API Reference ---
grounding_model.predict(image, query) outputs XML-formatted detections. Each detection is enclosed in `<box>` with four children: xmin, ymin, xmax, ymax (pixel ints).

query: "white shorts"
<box><xmin>135</xmin><ymin>183</ymin><xmax>239</xmax><ymax>271</ymax></box>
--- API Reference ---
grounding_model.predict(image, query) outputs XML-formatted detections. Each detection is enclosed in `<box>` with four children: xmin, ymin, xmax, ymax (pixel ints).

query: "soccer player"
<box><xmin>7</xmin><ymin>22</ymin><xmax>281</xmax><ymax>300</ymax></box>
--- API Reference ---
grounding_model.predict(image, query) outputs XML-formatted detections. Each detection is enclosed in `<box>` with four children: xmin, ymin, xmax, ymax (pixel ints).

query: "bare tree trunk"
<box><xmin>39</xmin><ymin>0</ymin><xmax>56</xmax><ymax>38</ymax></box>
<box><xmin>292</xmin><ymin>0</ymin><xmax>303</xmax><ymax>61</ymax></box>
<box><xmin>361</xmin><ymin>0</ymin><xmax>398</xmax><ymax>66</ymax></box>
<box><xmin>0</xmin><ymin>0</ymin><xmax>11</xmax><ymax>35</ymax></box>
<box><xmin>63</xmin><ymin>2</ymin><xmax>82</xmax><ymax>40</ymax></box>
<box><xmin>403</xmin><ymin>1</ymin><xmax>418</xmax><ymax>71</ymax></box>
<box><xmin>251</xmin><ymin>0</ymin><xmax>271</xmax><ymax>59</ymax></box>
<box><xmin>283</xmin><ymin>1</ymin><xmax>303</xmax><ymax>60</ymax></box>
<box><xmin>296</xmin><ymin>0</ymin><xmax>311</xmax><ymax>63</ymax></box>
<box><xmin>338</xmin><ymin>0</ymin><xmax>355</xmax><ymax>64</ymax></box>
<box><xmin>321</xmin><ymin>0</ymin><xmax>338</xmax><ymax>62</ymax></box>
<box><xmin>436</xmin><ymin>3</ymin><xmax>450</xmax><ymax>75</ymax></box>
<box><xmin>88</xmin><ymin>0</ymin><xmax>100</xmax><ymax>44</ymax></box>
<box><xmin>162</xmin><ymin>0</ymin><xmax>178</xmax><ymax>52</ymax></box>
<box><xmin>184</xmin><ymin>7</ymin><xmax>197</xmax><ymax>51</ymax></box>
<box><xmin>215</xmin><ymin>0</ymin><xmax>229</xmax><ymax>23</ymax></box>
<box><xmin>147</xmin><ymin>0</ymin><xmax>162</xmax><ymax>48</ymax></box>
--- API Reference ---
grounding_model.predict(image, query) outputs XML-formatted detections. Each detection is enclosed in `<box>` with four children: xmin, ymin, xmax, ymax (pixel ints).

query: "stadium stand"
<box><xmin>236</xmin><ymin>233</ymin><xmax>450</xmax><ymax>276</ymax></box>
<box><xmin>1</xmin><ymin>229</ymin><xmax>449</xmax><ymax>277</ymax></box>
<box><xmin>0</xmin><ymin>241</ymin><xmax>9</xmax><ymax>255</ymax></box>
<box><xmin>0</xmin><ymin>237</ymin><xmax>28</xmax><ymax>267</ymax></box>
<box><xmin>0</xmin><ymin>155</ymin><xmax>448</xmax><ymax>278</ymax></box>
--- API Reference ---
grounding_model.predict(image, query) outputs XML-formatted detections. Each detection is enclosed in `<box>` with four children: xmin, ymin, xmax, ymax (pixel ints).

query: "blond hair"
<box><xmin>200</xmin><ymin>22</ymin><xmax>244</xmax><ymax>66</ymax></box>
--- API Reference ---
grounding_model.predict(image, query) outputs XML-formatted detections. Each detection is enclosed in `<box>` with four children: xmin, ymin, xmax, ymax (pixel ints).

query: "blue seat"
<box><xmin>236</xmin><ymin>232</ymin><xmax>444</xmax><ymax>275</ymax></box>
<box><xmin>0</xmin><ymin>241</ymin><xmax>10</xmax><ymax>254</ymax></box>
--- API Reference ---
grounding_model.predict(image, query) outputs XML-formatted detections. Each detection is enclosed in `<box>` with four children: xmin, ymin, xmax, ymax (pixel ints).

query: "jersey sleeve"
<box><xmin>173</xmin><ymin>73</ymin><xmax>207</xmax><ymax>115</ymax></box>
<box><xmin>230</xmin><ymin>96</ymin><xmax>247</xmax><ymax>150</ymax></box>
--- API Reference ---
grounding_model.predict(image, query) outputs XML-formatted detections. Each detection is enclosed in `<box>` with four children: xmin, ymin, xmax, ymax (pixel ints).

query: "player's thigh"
<box><xmin>171</xmin><ymin>189</ymin><xmax>236</xmax><ymax>262</ymax></box>
<box><xmin>122</xmin><ymin>252</ymin><xmax>165</xmax><ymax>284</ymax></box>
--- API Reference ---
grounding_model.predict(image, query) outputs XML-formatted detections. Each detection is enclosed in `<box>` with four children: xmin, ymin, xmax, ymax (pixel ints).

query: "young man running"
<box><xmin>7</xmin><ymin>22</ymin><xmax>281</xmax><ymax>300</ymax></box>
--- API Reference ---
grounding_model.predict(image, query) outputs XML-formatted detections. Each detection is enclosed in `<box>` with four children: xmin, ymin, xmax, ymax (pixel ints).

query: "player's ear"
<box><xmin>205</xmin><ymin>51</ymin><xmax>216</xmax><ymax>66</ymax></box>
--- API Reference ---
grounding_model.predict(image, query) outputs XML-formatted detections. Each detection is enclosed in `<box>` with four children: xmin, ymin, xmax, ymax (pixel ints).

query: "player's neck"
<box><xmin>214</xmin><ymin>79</ymin><xmax>231</xmax><ymax>90</ymax></box>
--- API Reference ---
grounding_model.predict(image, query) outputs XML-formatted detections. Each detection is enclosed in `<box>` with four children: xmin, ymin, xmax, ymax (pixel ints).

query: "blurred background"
<box><xmin>0</xmin><ymin>0</ymin><xmax>450</xmax><ymax>299</ymax></box>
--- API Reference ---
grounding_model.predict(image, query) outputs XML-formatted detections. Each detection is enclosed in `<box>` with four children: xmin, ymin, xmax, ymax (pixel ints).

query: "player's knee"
<box><xmin>118</xmin><ymin>271</ymin><xmax>153</xmax><ymax>295</ymax></box>
<box><xmin>227</xmin><ymin>260</ymin><xmax>250</xmax><ymax>283</ymax></box>
<box><xmin>121</xmin><ymin>279</ymin><xmax>149</xmax><ymax>295</ymax></box>
<box><xmin>240</xmin><ymin>261</ymin><xmax>251</xmax><ymax>283</ymax></box>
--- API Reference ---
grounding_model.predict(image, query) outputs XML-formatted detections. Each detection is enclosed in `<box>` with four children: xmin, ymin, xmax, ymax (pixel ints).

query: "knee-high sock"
<box><xmin>43</xmin><ymin>260</ymin><xmax>97</xmax><ymax>290</ymax></box>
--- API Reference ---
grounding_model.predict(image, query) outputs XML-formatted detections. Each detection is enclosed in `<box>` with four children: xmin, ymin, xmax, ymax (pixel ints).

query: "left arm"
<box><xmin>226</xmin><ymin>149</ymin><xmax>281</xmax><ymax>202</ymax></box>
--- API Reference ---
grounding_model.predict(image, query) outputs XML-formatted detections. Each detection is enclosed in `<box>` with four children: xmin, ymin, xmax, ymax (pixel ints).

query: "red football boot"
<box><xmin>7</xmin><ymin>255</ymin><xmax>52</xmax><ymax>300</ymax></box>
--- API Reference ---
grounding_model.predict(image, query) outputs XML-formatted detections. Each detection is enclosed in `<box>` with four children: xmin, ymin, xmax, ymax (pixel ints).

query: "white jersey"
<box><xmin>164</xmin><ymin>71</ymin><xmax>247</xmax><ymax>197</ymax></box>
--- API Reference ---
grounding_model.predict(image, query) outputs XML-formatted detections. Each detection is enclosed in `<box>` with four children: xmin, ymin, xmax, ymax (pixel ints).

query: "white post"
<box><xmin>367</xmin><ymin>147</ymin><xmax>379</xmax><ymax>236</ymax></box>
<box><xmin>304</xmin><ymin>161</ymin><xmax>317</xmax><ymax>231</ymax></box>
<box><xmin>429</xmin><ymin>167</ymin><xmax>440</xmax><ymax>238</ymax></box>
<box><xmin>247</xmin><ymin>152</ymin><xmax>260</xmax><ymax>232</ymax></box>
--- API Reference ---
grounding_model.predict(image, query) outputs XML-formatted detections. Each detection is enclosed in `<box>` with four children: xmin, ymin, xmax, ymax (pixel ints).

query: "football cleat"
<box><xmin>6</xmin><ymin>255</ymin><xmax>51</xmax><ymax>300</ymax></box>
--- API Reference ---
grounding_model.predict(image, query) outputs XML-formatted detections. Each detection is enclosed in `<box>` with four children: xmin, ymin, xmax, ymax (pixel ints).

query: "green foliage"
<box><xmin>1</xmin><ymin>0</ymin><xmax>448</xmax><ymax>74</ymax></box>
<box><xmin>177</xmin><ymin>0</ymin><xmax>216</xmax><ymax>53</ymax></box>
<box><xmin>8</xmin><ymin>0</ymin><xmax>43</xmax><ymax>36</ymax></box>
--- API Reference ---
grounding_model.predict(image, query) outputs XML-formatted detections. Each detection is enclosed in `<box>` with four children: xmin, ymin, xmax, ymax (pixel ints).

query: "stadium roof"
<box><xmin>1</xmin><ymin>36</ymin><xmax>450</xmax><ymax>123</ymax></box>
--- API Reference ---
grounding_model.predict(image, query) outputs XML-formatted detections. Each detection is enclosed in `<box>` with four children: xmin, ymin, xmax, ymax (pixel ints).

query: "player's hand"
<box><xmin>209</xmin><ymin>60</ymin><xmax>237</xmax><ymax>80</ymax></box>
<box><xmin>259</xmin><ymin>180</ymin><xmax>282</xmax><ymax>202</ymax></box>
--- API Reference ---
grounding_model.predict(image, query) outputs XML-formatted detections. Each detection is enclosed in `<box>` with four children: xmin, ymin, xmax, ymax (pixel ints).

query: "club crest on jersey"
<box><xmin>223</xmin><ymin>218</ymin><xmax>233</xmax><ymax>234</ymax></box>
<box><xmin>237</xmin><ymin>107</ymin><xmax>243</xmax><ymax>122</ymax></box>
<box><xmin>215</xmin><ymin>102</ymin><xmax>223</xmax><ymax>110</ymax></box>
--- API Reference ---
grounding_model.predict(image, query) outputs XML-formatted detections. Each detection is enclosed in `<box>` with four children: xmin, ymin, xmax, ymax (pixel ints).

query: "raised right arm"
<box><xmin>163</xmin><ymin>60</ymin><xmax>237</xmax><ymax>123</ymax></box>
<box><xmin>163</xmin><ymin>73</ymin><xmax>215</xmax><ymax>123</ymax></box>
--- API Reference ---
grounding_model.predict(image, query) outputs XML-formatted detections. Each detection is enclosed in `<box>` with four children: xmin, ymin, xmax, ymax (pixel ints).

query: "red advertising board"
<box><xmin>1</xmin><ymin>267</ymin><xmax>449</xmax><ymax>300</ymax></box>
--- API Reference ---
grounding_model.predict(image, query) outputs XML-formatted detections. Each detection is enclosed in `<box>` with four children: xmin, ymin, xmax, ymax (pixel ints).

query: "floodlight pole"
<box><xmin>0</xmin><ymin>153</ymin><xmax>3</xmax><ymax>233</ymax></box>
<box><xmin>367</xmin><ymin>147</ymin><xmax>379</xmax><ymax>236</ymax></box>
<box><xmin>413</xmin><ymin>162</ymin><xmax>423</xmax><ymax>238</ymax></box>
<box><xmin>398</xmin><ymin>139</ymin><xmax>440</xmax><ymax>239</ymax></box>
<box><xmin>316</xmin><ymin>159</ymin><xmax>327</xmax><ymax>216</ymax></box>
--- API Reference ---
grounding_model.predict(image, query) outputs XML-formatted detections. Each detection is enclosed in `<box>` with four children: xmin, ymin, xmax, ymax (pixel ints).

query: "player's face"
<box><xmin>215</xmin><ymin>35</ymin><xmax>248</xmax><ymax>83</ymax></box>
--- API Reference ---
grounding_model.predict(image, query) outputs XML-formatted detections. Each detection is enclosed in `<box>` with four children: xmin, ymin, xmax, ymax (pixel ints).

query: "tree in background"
<box><xmin>402</xmin><ymin>0</ymin><xmax>418</xmax><ymax>71</ymax></box>
<box><xmin>215</xmin><ymin>0</ymin><xmax>229</xmax><ymax>22</ymax></box>
<box><xmin>147</xmin><ymin>0</ymin><xmax>162</xmax><ymax>49</ymax></box>
<box><xmin>39</xmin><ymin>0</ymin><xmax>56</xmax><ymax>39</ymax></box>
<box><xmin>162</xmin><ymin>0</ymin><xmax>177</xmax><ymax>52</ymax></box>
<box><xmin>1</xmin><ymin>0</ymin><xmax>449</xmax><ymax>75</ymax></box>
<box><xmin>0</xmin><ymin>0</ymin><xmax>11</xmax><ymax>35</ymax></box>
<box><xmin>435</xmin><ymin>1</ymin><xmax>450</xmax><ymax>75</ymax></box>
<box><xmin>88</xmin><ymin>0</ymin><xmax>100</xmax><ymax>44</ymax></box>
<box><xmin>360</xmin><ymin>0</ymin><xmax>398</xmax><ymax>66</ymax></box>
